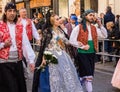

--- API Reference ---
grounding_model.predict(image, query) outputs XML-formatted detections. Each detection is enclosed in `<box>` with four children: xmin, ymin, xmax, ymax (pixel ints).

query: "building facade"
<box><xmin>59</xmin><ymin>0</ymin><xmax>120</xmax><ymax>18</ymax></box>
<box><xmin>98</xmin><ymin>0</ymin><xmax>120</xmax><ymax>16</ymax></box>
<box><xmin>59</xmin><ymin>0</ymin><xmax>98</xmax><ymax>18</ymax></box>
<box><xmin>0</xmin><ymin>0</ymin><xmax>11</xmax><ymax>18</ymax></box>
<box><xmin>0</xmin><ymin>0</ymin><xmax>120</xmax><ymax>18</ymax></box>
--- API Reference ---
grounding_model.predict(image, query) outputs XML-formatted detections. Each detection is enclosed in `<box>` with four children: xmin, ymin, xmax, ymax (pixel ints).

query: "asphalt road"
<box><xmin>26</xmin><ymin>69</ymin><xmax>120</xmax><ymax>92</ymax></box>
<box><xmin>93</xmin><ymin>70</ymin><xmax>120</xmax><ymax>92</ymax></box>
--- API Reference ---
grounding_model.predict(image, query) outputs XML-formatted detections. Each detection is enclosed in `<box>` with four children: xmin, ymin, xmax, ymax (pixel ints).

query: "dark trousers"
<box><xmin>0</xmin><ymin>61</ymin><xmax>27</xmax><ymax>92</ymax></box>
<box><xmin>76</xmin><ymin>53</ymin><xmax>96</xmax><ymax>77</ymax></box>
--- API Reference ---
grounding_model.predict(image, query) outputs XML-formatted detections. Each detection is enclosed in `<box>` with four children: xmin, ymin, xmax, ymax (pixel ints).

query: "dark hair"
<box><xmin>106</xmin><ymin>6</ymin><xmax>112</xmax><ymax>13</ymax></box>
<box><xmin>34</xmin><ymin>12</ymin><xmax>38</xmax><ymax>16</ymax></box>
<box><xmin>2</xmin><ymin>2</ymin><xmax>17</xmax><ymax>23</ymax></box>
<box><xmin>81</xmin><ymin>9</ymin><xmax>94</xmax><ymax>31</ymax></box>
<box><xmin>4</xmin><ymin>2</ymin><xmax>17</xmax><ymax>12</ymax></box>
<box><xmin>116</xmin><ymin>15</ymin><xmax>120</xmax><ymax>19</ymax></box>
<box><xmin>2</xmin><ymin>13</ymin><xmax>17</xmax><ymax>23</ymax></box>
<box><xmin>42</xmin><ymin>14</ymin><xmax>56</xmax><ymax>31</ymax></box>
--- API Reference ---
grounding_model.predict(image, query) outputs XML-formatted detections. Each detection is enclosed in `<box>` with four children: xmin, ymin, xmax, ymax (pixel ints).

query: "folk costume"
<box><xmin>32</xmin><ymin>27</ymin><xmax>83</xmax><ymax>92</ymax></box>
<box><xmin>69</xmin><ymin>9</ymin><xmax>98</xmax><ymax>92</ymax></box>
<box><xmin>0</xmin><ymin>3</ymin><xmax>35</xmax><ymax>92</ymax></box>
<box><xmin>18</xmin><ymin>17</ymin><xmax>40</xmax><ymax>41</ymax></box>
<box><xmin>18</xmin><ymin>14</ymin><xmax>40</xmax><ymax>68</ymax></box>
<box><xmin>65</xmin><ymin>15</ymin><xmax>78</xmax><ymax>60</ymax></box>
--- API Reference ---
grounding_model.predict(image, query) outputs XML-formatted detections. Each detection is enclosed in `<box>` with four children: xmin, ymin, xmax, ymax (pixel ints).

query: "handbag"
<box><xmin>111</xmin><ymin>59</ymin><xmax>120</xmax><ymax>89</ymax></box>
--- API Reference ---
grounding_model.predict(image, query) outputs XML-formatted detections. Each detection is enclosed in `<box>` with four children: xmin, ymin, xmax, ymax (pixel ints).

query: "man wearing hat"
<box><xmin>0</xmin><ymin>2</ymin><xmax>35</xmax><ymax>92</ymax></box>
<box><xmin>69</xmin><ymin>9</ymin><xmax>98</xmax><ymax>92</ymax></box>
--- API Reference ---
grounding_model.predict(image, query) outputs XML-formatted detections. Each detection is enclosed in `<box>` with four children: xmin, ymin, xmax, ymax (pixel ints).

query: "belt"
<box><xmin>0</xmin><ymin>51</ymin><xmax>21</xmax><ymax>63</ymax></box>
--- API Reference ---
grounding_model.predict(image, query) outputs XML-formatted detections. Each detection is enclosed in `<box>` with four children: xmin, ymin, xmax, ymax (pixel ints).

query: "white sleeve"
<box><xmin>31</xmin><ymin>21</ymin><xmax>40</xmax><ymax>40</ymax></box>
<box><xmin>22</xmin><ymin>28</ymin><xmax>36</xmax><ymax>64</ymax></box>
<box><xmin>64</xmin><ymin>28</ymin><xmax>68</xmax><ymax>34</ymax></box>
<box><xmin>96</xmin><ymin>26</ymin><xmax>108</xmax><ymax>39</ymax></box>
<box><xmin>0</xmin><ymin>43</ymin><xmax>5</xmax><ymax>49</ymax></box>
<box><xmin>69</xmin><ymin>25</ymin><xmax>80</xmax><ymax>48</ymax></box>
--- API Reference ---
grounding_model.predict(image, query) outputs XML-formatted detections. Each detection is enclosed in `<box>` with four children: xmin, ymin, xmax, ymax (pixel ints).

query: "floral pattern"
<box><xmin>44</xmin><ymin>28</ymin><xmax>83</xmax><ymax>92</ymax></box>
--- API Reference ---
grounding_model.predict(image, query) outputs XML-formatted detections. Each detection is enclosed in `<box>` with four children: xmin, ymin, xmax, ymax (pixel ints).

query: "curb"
<box><xmin>95</xmin><ymin>67</ymin><xmax>114</xmax><ymax>74</ymax></box>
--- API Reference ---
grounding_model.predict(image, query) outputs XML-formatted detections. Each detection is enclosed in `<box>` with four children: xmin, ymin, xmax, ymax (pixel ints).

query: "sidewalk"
<box><xmin>95</xmin><ymin>61</ymin><xmax>115</xmax><ymax>74</ymax></box>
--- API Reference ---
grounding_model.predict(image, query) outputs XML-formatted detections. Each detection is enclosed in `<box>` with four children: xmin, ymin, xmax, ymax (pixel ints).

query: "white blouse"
<box><xmin>69</xmin><ymin>24</ymin><xmax>108</xmax><ymax>48</ymax></box>
<box><xmin>21</xmin><ymin>19</ymin><xmax>40</xmax><ymax>40</ymax></box>
<box><xmin>0</xmin><ymin>22</ymin><xmax>35</xmax><ymax>64</ymax></box>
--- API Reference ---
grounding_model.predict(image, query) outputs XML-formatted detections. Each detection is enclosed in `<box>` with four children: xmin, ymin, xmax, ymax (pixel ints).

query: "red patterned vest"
<box><xmin>18</xmin><ymin>18</ymin><xmax>33</xmax><ymax>40</ymax></box>
<box><xmin>77</xmin><ymin>24</ymin><xmax>98</xmax><ymax>52</ymax></box>
<box><xmin>0</xmin><ymin>21</ymin><xmax>23</xmax><ymax>60</ymax></box>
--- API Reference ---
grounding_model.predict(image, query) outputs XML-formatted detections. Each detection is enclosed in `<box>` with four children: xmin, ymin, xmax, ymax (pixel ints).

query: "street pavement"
<box><xmin>26</xmin><ymin>62</ymin><xmax>120</xmax><ymax>92</ymax></box>
<box><xmin>93</xmin><ymin>70</ymin><xmax>120</xmax><ymax>92</ymax></box>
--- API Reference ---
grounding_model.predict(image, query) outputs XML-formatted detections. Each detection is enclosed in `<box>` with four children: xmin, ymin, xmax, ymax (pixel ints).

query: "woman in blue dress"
<box><xmin>32</xmin><ymin>14</ymin><xmax>83</xmax><ymax>92</ymax></box>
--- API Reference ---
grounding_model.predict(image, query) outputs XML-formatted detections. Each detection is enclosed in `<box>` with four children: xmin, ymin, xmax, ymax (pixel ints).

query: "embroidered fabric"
<box><xmin>46</xmin><ymin>29</ymin><xmax>69</xmax><ymax>55</ymax></box>
<box><xmin>49</xmin><ymin>51</ymin><xmax>83</xmax><ymax>92</ymax></box>
<box><xmin>0</xmin><ymin>51</ymin><xmax>19</xmax><ymax>63</ymax></box>
<box><xmin>42</xmin><ymin>29</ymin><xmax>83</xmax><ymax>92</ymax></box>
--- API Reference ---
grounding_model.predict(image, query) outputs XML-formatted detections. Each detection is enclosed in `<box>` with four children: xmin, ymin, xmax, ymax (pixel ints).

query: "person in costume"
<box><xmin>69</xmin><ymin>9</ymin><xmax>98</xmax><ymax>92</ymax></box>
<box><xmin>0</xmin><ymin>2</ymin><xmax>35</xmax><ymax>92</ymax></box>
<box><xmin>18</xmin><ymin>8</ymin><xmax>40</xmax><ymax>43</ymax></box>
<box><xmin>65</xmin><ymin>14</ymin><xmax>78</xmax><ymax>60</ymax></box>
<box><xmin>32</xmin><ymin>14</ymin><xmax>83</xmax><ymax>92</ymax></box>
<box><xmin>65</xmin><ymin>14</ymin><xmax>78</xmax><ymax>37</ymax></box>
<box><xmin>18</xmin><ymin>8</ymin><xmax>40</xmax><ymax>78</ymax></box>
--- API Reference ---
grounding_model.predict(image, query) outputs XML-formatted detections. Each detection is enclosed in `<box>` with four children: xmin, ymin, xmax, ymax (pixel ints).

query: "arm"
<box><xmin>22</xmin><ymin>28</ymin><xmax>36</xmax><ymax>71</ymax></box>
<box><xmin>69</xmin><ymin>25</ymin><xmax>84</xmax><ymax>48</ymax></box>
<box><xmin>69</xmin><ymin>25</ymin><xmax>86</xmax><ymax>49</ymax></box>
<box><xmin>0</xmin><ymin>36</ymin><xmax>11</xmax><ymax>50</ymax></box>
<box><xmin>96</xmin><ymin>18</ymin><xmax>108</xmax><ymax>39</ymax></box>
<box><xmin>31</xmin><ymin>21</ymin><xmax>41</xmax><ymax>40</ymax></box>
<box><xmin>96</xmin><ymin>26</ymin><xmax>108</xmax><ymax>39</ymax></box>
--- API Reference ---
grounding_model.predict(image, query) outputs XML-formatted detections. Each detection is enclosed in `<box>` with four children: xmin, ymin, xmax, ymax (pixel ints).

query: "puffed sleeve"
<box><xmin>22</xmin><ymin>28</ymin><xmax>36</xmax><ymax>64</ymax></box>
<box><xmin>31</xmin><ymin>21</ymin><xmax>41</xmax><ymax>40</ymax></box>
<box><xmin>69</xmin><ymin>25</ymin><xmax>80</xmax><ymax>48</ymax></box>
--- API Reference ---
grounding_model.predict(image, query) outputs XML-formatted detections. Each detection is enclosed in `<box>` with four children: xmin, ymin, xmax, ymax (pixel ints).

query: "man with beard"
<box><xmin>69</xmin><ymin>9</ymin><xmax>98</xmax><ymax>92</ymax></box>
<box><xmin>0</xmin><ymin>2</ymin><xmax>35</xmax><ymax>92</ymax></box>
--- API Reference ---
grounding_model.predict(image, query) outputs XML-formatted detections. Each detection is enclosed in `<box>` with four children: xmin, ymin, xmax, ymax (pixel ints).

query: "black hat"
<box><xmin>4</xmin><ymin>2</ymin><xmax>16</xmax><ymax>12</ymax></box>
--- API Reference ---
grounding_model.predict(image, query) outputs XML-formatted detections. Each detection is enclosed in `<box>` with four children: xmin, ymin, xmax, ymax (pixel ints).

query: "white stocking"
<box><xmin>85</xmin><ymin>80</ymin><xmax>93</xmax><ymax>92</ymax></box>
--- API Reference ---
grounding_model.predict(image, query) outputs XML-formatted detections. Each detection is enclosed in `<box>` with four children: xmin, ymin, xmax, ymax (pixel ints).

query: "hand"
<box><xmin>83</xmin><ymin>44</ymin><xmax>90</xmax><ymax>50</ymax></box>
<box><xmin>96</xmin><ymin>19</ymin><xmax>102</xmax><ymax>27</ymax></box>
<box><xmin>4</xmin><ymin>39</ymin><xmax>12</xmax><ymax>48</ymax></box>
<box><xmin>41</xmin><ymin>56</ymin><xmax>46</xmax><ymax>67</ymax></box>
<box><xmin>29</xmin><ymin>63</ymin><xmax>35</xmax><ymax>72</ymax></box>
<box><xmin>78</xmin><ymin>41</ymin><xmax>84</xmax><ymax>47</ymax></box>
<box><xmin>36</xmin><ymin>40</ymin><xmax>41</xmax><ymax>45</ymax></box>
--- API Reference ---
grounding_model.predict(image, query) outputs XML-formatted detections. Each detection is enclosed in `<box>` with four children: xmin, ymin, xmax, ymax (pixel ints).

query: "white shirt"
<box><xmin>94</xmin><ymin>24</ymin><xmax>108</xmax><ymax>39</ymax></box>
<box><xmin>69</xmin><ymin>25</ymin><xmax>81</xmax><ymax>48</ymax></box>
<box><xmin>69</xmin><ymin>24</ymin><xmax>108</xmax><ymax>48</ymax></box>
<box><xmin>0</xmin><ymin>22</ymin><xmax>35</xmax><ymax>64</ymax></box>
<box><xmin>71</xmin><ymin>23</ymin><xmax>76</xmax><ymax>29</ymax></box>
<box><xmin>7</xmin><ymin>22</ymin><xmax>17</xmax><ymax>51</ymax></box>
<box><xmin>87</xmin><ymin>25</ymin><xmax>92</xmax><ymax>40</ymax></box>
<box><xmin>21</xmin><ymin>19</ymin><xmax>40</xmax><ymax>40</ymax></box>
